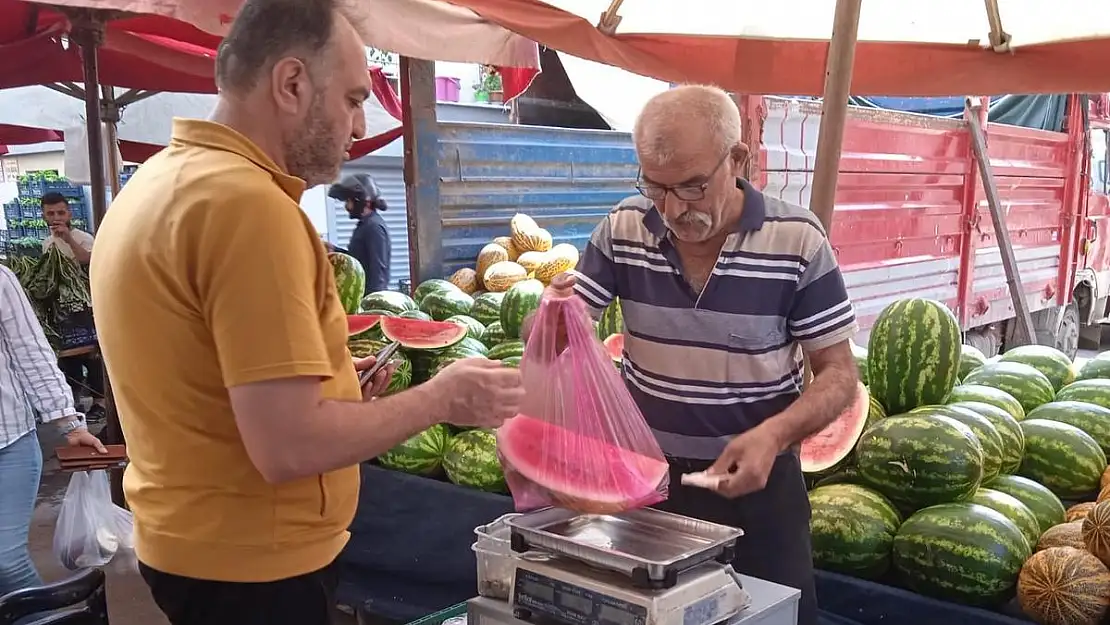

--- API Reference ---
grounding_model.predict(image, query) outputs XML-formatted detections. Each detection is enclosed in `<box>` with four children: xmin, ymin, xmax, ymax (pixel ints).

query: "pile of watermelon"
<box><xmin>804</xmin><ymin>297</ymin><xmax>1110</xmax><ymax>623</ymax></box>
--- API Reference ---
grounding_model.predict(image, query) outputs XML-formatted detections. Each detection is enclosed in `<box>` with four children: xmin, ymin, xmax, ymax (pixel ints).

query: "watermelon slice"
<box><xmin>497</xmin><ymin>414</ymin><xmax>669</xmax><ymax>514</ymax></box>
<box><xmin>380</xmin><ymin>316</ymin><xmax>468</xmax><ymax>350</ymax></box>
<box><xmin>603</xmin><ymin>333</ymin><xmax>624</xmax><ymax>361</ymax></box>
<box><xmin>347</xmin><ymin>314</ymin><xmax>382</xmax><ymax>337</ymax></box>
<box><xmin>800</xmin><ymin>381</ymin><xmax>871</xmax><ymax>474</ymax></box>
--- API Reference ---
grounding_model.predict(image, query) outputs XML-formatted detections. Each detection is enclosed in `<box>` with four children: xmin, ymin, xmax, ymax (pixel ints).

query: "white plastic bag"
<box><xmin>53</xmin><ymin>470</ymin><xmax>135</xmax><ymax>570</ymax></box>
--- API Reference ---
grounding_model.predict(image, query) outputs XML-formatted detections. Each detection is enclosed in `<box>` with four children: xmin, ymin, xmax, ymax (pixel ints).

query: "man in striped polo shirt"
<box><xmin>526</xmin><ymin>85</ymin><xmax>858</xmax><ymax>625</ymax></box>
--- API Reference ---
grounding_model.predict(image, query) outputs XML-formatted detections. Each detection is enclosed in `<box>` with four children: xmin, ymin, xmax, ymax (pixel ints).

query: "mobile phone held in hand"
<box><xmin>359</xmin><ymin>341</ymin><xmax>400</xmax><ymax>388</ymax></box>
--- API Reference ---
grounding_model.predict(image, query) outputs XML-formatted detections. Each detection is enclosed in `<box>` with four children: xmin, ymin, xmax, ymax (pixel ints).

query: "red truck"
<box><xmin>736</xmin><ymin>93</ymin><xmax>1110</xmax><ymax>359</ymax></box>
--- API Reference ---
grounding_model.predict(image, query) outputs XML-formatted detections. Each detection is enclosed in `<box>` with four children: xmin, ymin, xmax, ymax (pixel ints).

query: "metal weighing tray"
<box><xmin>506</xmin><ymin>507</ymin><xmax>743</xmax><ymax>588</ymax></box>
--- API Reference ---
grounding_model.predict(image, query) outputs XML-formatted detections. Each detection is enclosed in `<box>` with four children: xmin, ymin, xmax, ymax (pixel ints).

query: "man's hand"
<box><xmin>353</xmin><ymin>355</ymin><xmax>395</xmax><ymax>400</ymax></box>
<box><xmin>430</xmin><ymin>358</ymin><xmax>524</xmax><ymax>428</ymax></box>
<box><xmin>705</xmin><ymin>426</ymin><xmax>780</xmax><ymax>499</ymax></box>
<box><xmin>65</xmin><ymin>427</ymin><xmax>107</xmax><ymax>454</ymax></box>
<box><xmin>50</xmin><ymin>222</ymin><xmax>71</xmax><ymax>238</ymax></box>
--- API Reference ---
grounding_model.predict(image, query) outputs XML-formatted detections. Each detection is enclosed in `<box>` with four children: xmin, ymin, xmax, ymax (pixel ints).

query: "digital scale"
<box><xmin>469</xmin><ymin>507</ymin><xmax>799</xmax><ymax>625</ymax></box>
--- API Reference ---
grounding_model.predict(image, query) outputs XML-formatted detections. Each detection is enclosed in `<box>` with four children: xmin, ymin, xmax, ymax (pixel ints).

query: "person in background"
<box><xmin>523</xmin><ymin>85</ymin><xmax>859</xmax><ymax>625</ymax></box>
<box><xmin>0</xmin><ymin>264</ymin><xmax>105</xmax><ymax>597</ymax></box>
<box><xmin>41</xmin><ymin>192</ymin><xmax>106</xmax><ymax>423</ymax></box>
<box><xmin>327</xmin><ymin>173</ymin><xmax>391</xmax><ymax>293</ymax></box>
<box><xmin>88</xmin><ymin>0</ymin><xmax>523</xmax><ymax>623</ymax></box>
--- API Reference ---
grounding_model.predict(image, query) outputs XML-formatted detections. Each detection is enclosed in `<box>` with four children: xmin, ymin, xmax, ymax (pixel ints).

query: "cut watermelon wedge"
<box><xmin>380</xmin><ymin>316</ymin><xmax>468</xmax><ymax>350</ymax></box>
<box><xmin>800</xmin><ymin>381</ymin><xmax>870</xmax><ymax>474</ymax></box>
<box><xmin>603</xmin><ymin>333</ymin><xmax>624</xmax><ymax>361</ymax></box>
<box><xmin>497</xmin><ymin>414</ymin><xmax>669</xmax><ymax>514</ymax></box>
<box><xmin>347</xmin><ymin>314</ymin><xmax>382</xmax><ymax>337</ymax></box>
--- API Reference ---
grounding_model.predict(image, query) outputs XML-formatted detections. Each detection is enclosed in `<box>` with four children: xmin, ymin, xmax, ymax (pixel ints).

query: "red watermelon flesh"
<box><xmin>603</xmin><ymin>334</ymin><xmax>624</xmax><ymax>361</ymax></box>
<box><xmin>347</xmin><ymin>314</ymin><xmax>381</xmax><ymax>336</ymax></box>
<box><xmin>800</xmin><ymin>380</ymin><xmax>870</xmax><ymax>474</ymax></box>
<box><xmin>380</xmin><ymin>316</ymin><xmax>468</xmax><ymax>350</ymax></box>
<box><xmin>497</xmin><ymin>414</ymin><xmax>669</xmax><ymax>514</ymax></box>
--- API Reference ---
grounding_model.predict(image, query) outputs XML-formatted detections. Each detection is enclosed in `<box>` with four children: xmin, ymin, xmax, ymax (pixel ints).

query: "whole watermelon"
<box><xmin>867</xmin><ymin>298</ymin><xmax>961</xmax><ymax>415</ymax></box>
<box><xmin>470</xmin><ymin>292</ymin><xmax>506</xmax><ymax>326</ymax></box>
<box><xmin>1026</xmin><ymin>400</ymin><xmax>1110</xmax><ymax>456</ymax></box>
<box><xmin>445</xmin><ymin>314</ymin><xmax>485</xmax><ymax>340</ymax></box>
<box><xmin>443</xmin><ymin>429</ymin><xmax>506</xmax><ymax>492</ymax></box>
<box><xmin>855</xmin><ymin>413</ymin><xmax>984</xmax><ymax>512</ymax></box>
<box><xmin>892</xmin><ymin>502</ymin><xmax>1031</xmax><ymax>607</ymax></box>
<box><xmin>329</xmin><ymin>252</ymin><xmax>365</xmax><ymax>314</ymax></box>
<box><xmin>412</xmin><ymin>279</ymin><xmax>459</xmax><ymax>305</ymax></box>
<box><xmin>361</xmin><ymin>290</ymin><xmax>418</xmax><ymax>315</ymax></box>
<box><xmin>1077</xmin><ymin>354</ymin><xmax>1110</xmax><ymax>381</ymax></box>
<box><xmin>383</xmin><ymin>352</ymin><xmax>413</xmax><ymax>395</ymax></box>
<box><xmin>949</xmin><ymin>400</ymin><xmax>1025</xmax><ymax>474</ymax></box>
<box><xmin>377</xmin><ymin>424</ymin><xmax>453</xmax><ymax>476</ymax></box>
<box><xmin>985</xmin><ymin>474</ymin><xmax>1067</xmax><ymax>534</ymax></box>
<box><xmin>998</xmin><ymin>344</ymin><xmax>1076</xmax><ymax>392</ymax></box>
<box><xmin>909</xmin><ymin>404</ymin><xmax>1004</xmax><ymax>483</ymax></box>
<box><xmin>501</xmin><ymin>279</ymin><xmax>544</xmax><ymax>340</ymax></box>
<box><xmin>968</xmin><ymin>487</ymin><xmax>1042</xmax><ymax>551</ymax></box>
<box><xmin>421</xmin><ymin>289</ymin><xmax>474</xmax><ymax>321</ymax></box>
<box><xmin>1018</xmin><ymin>419</ymin><xmax>1106</xmax><ymax>499</ymax></box>
<box><xmin>481</xmin><ymin>321</ymin><xmax>506</xmax><ymax>347</ymax></box>
<box><xmin>962</xmin><ymin>362</ymin><xmax>1055</xmax><ymax>414</ymax></box>
<box><xmin>1055</xmin><ymin>379</ymin><xmax>1110</xmax><ymax>411</ymax></box>
<box><xmin>945</xmin><ymin>384</ymin><xmax>1026</xmax><ymax>421</ymax></box>
<box><xmin>808</xmin><ymin>484</ymin><xmax>902</xmax><ymax>580</ymax></box>
<box><xmin>959</xmin><ymin>344</ymin><xmax>988</xmax><ymax>381</ymax></box>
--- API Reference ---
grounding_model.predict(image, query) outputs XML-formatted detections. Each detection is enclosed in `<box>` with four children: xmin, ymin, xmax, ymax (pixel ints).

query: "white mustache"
<box><xmin>669</xmin><ymin>211</ymin><xmax>711</xmax><ymax>228</ymax></box>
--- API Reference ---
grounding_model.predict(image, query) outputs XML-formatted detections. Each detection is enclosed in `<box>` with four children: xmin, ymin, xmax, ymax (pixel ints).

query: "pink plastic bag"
<box><xmin>496</xmin><ymin>295</ymin><xmax>669</xmax><ymax>514</ymax></box>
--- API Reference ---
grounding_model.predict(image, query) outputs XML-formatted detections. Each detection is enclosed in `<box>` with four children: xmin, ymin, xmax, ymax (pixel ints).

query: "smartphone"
<box><xmin>359</xmin><ymin>341</ymin><xmax>401</xmax><ymax>387</ymax></box>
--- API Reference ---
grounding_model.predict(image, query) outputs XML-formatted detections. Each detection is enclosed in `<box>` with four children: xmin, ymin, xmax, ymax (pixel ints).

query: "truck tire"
<box><xmin>1032</xmin><ymin>302</ymin><xmax>1079</xmax><ymax>359</ymax></box>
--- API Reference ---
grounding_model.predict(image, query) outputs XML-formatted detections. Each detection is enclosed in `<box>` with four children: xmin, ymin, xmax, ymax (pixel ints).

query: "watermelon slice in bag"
<box><xmin>380</xmin><ymin>316</ymin><xmax>468</xmax><ymax>350</ymax></box>
<box><xmin>602</xmin><ymin>334</ymin><xmax>624</xmax><ymax>362</ymax></box>
<box><xmin>497</xmin><ymin>414</ymin><xmax>670</xmax><ymax>514</ymax></box>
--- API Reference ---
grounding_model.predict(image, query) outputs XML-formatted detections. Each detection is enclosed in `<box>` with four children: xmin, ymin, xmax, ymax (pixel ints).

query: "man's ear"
<box><xmin>270</xmin><ymin>57</ymin><xmax>311</xmax><ymax>116</ymax></box>
<box><xmin>730</xmin><ymin>141</ymin><xmax>751</xmax><ymax>177</ymax></box>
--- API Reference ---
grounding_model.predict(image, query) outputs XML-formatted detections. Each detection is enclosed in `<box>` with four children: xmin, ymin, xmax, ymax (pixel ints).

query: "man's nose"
<box><xmin>662</xmin><ymin>192</ymin><xmax>688</xmax><ymax>218</ymax></box>
<box><xmin>351</xmin><ymin>111</ymin><xmax>367</xmax><ymax>141</ymax></box>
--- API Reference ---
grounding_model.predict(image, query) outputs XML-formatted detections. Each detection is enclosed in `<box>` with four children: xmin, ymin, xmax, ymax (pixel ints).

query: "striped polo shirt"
<box><xmin>571</xmin><ymin>179</ymin><xmax>858</xmax><ymax>460</ymax></box>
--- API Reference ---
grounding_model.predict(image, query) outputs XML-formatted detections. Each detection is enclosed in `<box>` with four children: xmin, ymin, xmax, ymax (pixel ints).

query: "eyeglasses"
<box><xmin>635</xmin><ymin>151</ymin><xmax>732</xmax><ymax>202</ymax></box>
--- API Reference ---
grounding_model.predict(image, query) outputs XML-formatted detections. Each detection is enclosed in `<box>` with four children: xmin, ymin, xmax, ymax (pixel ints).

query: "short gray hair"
<box><xmin>633</xmin><ymin>85</ymin><xmax>741</xmax><ymax>167</ymax></box>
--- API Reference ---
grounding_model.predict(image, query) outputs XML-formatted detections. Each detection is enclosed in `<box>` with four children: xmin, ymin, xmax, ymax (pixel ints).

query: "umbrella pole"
<box><xmin>73</xmin><ymin>22</ymin><xmax>125</xmax><ymax>508</ymax></box>
<box><xmin>803</xmin><ymin>0</ymin><xmax>861</xmax><ymax>388</ymax></box>
<box><xmin>101</xmin><ymin>86</ymin><xmax>122</xmax><ymax>198</ymax></box>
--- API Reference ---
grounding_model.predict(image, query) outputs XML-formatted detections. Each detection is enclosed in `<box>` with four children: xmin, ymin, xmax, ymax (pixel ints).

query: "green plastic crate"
<box><xmin>404</xmin><ymin>603</ymin><xmax>467</xmax><ymax>625</ymax></box>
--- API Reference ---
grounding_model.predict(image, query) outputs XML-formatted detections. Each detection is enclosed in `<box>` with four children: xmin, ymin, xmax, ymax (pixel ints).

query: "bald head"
<box><xmin>633</xmin><ymin>85</ymin><xmax>741</xmax><ymax>168</ymax></box>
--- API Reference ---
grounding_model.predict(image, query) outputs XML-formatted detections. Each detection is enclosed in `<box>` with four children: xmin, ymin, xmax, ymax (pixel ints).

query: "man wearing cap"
<box><xmin>328</xmin><ymin>174</ymin><xmax>391</xmax><ymax>293</ymax></box>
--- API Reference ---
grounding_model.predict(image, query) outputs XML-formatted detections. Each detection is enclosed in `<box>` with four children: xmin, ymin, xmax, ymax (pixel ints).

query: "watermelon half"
<box><xmin>380</xmin><ymin>317</ymin><xmax>468</xmax><ymax>350</ymax></box>
<box><xmin>497</xmin><ymin>414</ymin><xmax>669</xmax><ymax>514</ymax></box>
<box><xmin>801</xmin><ymin>381</ymin><xmax>870</xmax><ymax>474</ymax></box>
<box><xmin>603</xmin><ymin>333</ymin><xmax>624</xmax><ymax>362</ymax></box>
<box><xmin>347</xmin><ymin>314</ymin><xmax>382</xmax><ymax>336</ymax></box>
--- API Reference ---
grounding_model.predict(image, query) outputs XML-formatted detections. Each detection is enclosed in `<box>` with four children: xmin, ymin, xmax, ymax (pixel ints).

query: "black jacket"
<box><xmin>344</xmin><ymin>211</ymin><xmax>391</xmax><ymax>293</ymax></box>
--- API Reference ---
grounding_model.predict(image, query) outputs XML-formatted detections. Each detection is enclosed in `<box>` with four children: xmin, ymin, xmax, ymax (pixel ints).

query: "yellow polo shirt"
<box><xmin>89</xmin><ymin>119</ymin><xmax>361</xmax><ymax>582</ymax></box>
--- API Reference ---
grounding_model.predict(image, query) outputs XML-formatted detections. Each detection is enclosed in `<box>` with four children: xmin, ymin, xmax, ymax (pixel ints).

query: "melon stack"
<box><xmin>446</xmin><ymin>212</ymin><xmax>581</xmax><ymax>295</ymax></box>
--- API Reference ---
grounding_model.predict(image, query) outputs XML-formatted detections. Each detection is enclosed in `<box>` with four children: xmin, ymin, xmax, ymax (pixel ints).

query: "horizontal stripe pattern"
<box><xmin>574</xmin><ymin>179</ymin><xmax>858</xmax><ymax>459</ymax></box>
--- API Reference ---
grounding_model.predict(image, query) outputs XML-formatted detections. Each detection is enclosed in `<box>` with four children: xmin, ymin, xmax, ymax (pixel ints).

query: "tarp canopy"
<box><xmin>435</xmin><ymin>0</ymin><xmax>1110</xmax><ymax>96</ymax></box>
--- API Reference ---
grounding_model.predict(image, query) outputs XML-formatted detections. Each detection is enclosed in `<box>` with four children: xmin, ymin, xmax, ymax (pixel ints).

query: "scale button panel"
<box><xmin>513</xmin><ymin>568</ymin><xmax>648</xmax><ymax>625</ymax></box>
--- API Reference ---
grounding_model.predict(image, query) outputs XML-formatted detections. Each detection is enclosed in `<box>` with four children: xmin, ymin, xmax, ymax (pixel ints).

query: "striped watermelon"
<box><xmin>383</xmin><ymin>352</ymin><xmax>413</xmax><ymax>395</ymax></box>
<box><xmin>986</xmin><ymin>474</ymin><xmax>1067</xmax><ymax>534</ymax></box>
<box><xmin>445</xmin><ymin>314</ymin><xmax>486</xmax><ymax>340</ymax></box>
<box><xmin>962</xmin><ymin>362</ymin><xmax>1055</xmax><ymax>414</ymax></box>
<box><xmin>1056</xmin><ymin>379</ymin><xmax>1110</xmax><ymax>411</ymax></box>
<box><xmin>855</xmin><ymin>413</ymin><xmax>984</xmax><ymax>512</ymax></box>
<box><xmin>487</xmin><ymin>340</ymin><xmax>525</xmax><ymax>361</ymax></box>
<box><xmin>481</xmin><ymin>321</ymin><xmax>506</xmax><ymax>347</ymax></box>
<box><xmin>500</xmin><ymin>279</ymin><xmax>544</xmax><ymax>339</ymax></box>
<box><xmin>999</xmin><ymin>345</ymin><xmax>1076</xmax><ymax>392</ymax></box>
<box><xmin>361</xmin><ymin>290</ymin><xmax>418</xmax><ymax>315</ymax></box>
<box><xmin>850</xmin><ymin>340</ymin><xmax>869</xmax><ymax>385</ymax></box>
<box><xmin>945</xmin><ymin>384</ymin><xmax>1026</xmax><ymax>421</ymax></box>
<box><xmin>892</xmin><ymin>502</ymin><xmax>1031</xmax><ymax>606</ymax></box>
<box><xmin>1027</xmin><ymin>400</ymin><xmax>1110</xmax><ymax>456</ymax></box>
<box><xmin>377</xmin><ymin>424</ymin><xmax>453</xmax><ymax>476</ymax></box>
<box><xmin>421</xmin><ymin>289</ymin><xmax>474</xmax><ymax>321</ymax></box>
<box><xmin>909</xmin><ymin>404</ymin><xmax>1004</xmax><ymax>483</ymax></box>
<box><xmin>412</xmin><ymin>279</ymin><xmax>459</xmax><ymax>305</ymax></box>
<box><xmin>949</xmin><ymin>401</ymin><xmax>1025</xmax><ymax>474</ymax></box>
<box><xmin>470</xmin><ymin>292</ymin><xmax>506</xmax><ymax>326</ymax></box>
<box><xmin>596</xmin><ymin>297</ymin><xmax>623</xmax><ymax>340</ymax></box>
<box><xmin>1018</xmin><ymin>419</ymin><xmax>1106</xmax><ymax>499</ymax></box>
<box><xmin>443</xmin><ymin>429</ymin><xmax>507</xmax><ymax>492</ymax></box>
<box><xmin>808</xmin><ymin>484</ymin><xmax>902</xmax><ymax>579</ymax></box>
<box><xmin>866</xmin><ymin>299</ymin><xmax>961</xmax><ymax>415</ymax></box>
<box><xmin>969</xmin><ymin>487</ymin><xmax>1042</xmax><ymax>551</ymax></box>
<box><xmin>959</xmin><ymin>344</ymin><xmax>989</xmax><ymax>381</ymax></box>
<box><xmin>866</xmin><ymin>393</ymin><xmax>887</xmax><ymax>430</ymax></box>
<box><xmin>1077</xmin><ymin>354</ymin><xmax>1110</xmax><ymax>382</ymax></box>
<box><xmin>329</xmin><ymin>252</ymin><xmax>366</xmax><ymax>314</ymax></box>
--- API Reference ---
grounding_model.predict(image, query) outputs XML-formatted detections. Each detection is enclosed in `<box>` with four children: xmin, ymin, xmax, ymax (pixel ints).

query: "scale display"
<box><xmin>513</xmin><ymin>568</ymin><xmax>648</xmax><ymax>625</ymax></box>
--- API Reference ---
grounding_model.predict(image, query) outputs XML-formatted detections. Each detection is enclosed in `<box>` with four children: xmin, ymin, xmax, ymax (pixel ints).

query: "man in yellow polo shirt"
<box><xmin>88</xmin><ymin>1</ymin><xmax>524</xmax><ymax>623</ymax></box>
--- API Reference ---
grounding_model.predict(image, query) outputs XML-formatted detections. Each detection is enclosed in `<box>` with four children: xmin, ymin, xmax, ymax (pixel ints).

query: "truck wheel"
<box><xmin>1032</xmin><ymin>302</ymin><xmax>1079</xmax><ymax>359</ymax></box>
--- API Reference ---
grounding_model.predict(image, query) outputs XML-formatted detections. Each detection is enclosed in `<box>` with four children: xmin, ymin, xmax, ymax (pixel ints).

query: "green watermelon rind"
<box><xmin>443</xmin><ymin>429</ymin><xmax>506</xmax><ymax>493</ymax></box>
<box><xmin>959</xmin><ymin>344</ymin><xmax>989</xmax><ymax>382</ymax></box>
<box><xmin>908</xmin><ymin>404</ymin><xmax>1004</xmax><ymax>483</ymax></box>
<box><xmin>948</xmin><ymin>401</ymin><xmax>1025</xmax><ymax>474</ymax></box>
<box><xmin>1017</xmin><ymin>418</ymin><xmax>1106</xmax><ymax>499</ymax></box>
<box><xmin>1026</xmin><ymin>400</ymin><xmax>1110</xmax><ymax>457</ymax></box>
<box><xmin>1076</xmin><ymin>355</ymin><xmax>1110</xmax><ymax>382</ymax></box>
<box><xmin>867</xmin><ymin>299</ymin><xmax>961</xmax><ymax>415</ymax></box>
<box><xmin>500</xmin><ymin>279</ymin><xmax>545</xmax><ymax>340</ymax></box>
<box><xmin>421</xmin><ymin>289</ymin><xmax>475</xmax><ymax>322</ymax></box>
<box><xmin>361</xmin><ymin>290</ymin><xmax>418</xmax><ymax>315</ymax></box>
<box><xmin>1055</xmin><ymin>379</ymin><xmax>1110</xmax><ymax>411</ymax></box>
<box><xmin>808</xmin><ymin>483</ymin><xmax>902</xmax><ymax>580</ymax></box>
<box><xmin>891</xmin><ymin>502</ymin><xmax>1031</xmax><ymax>607</ymax></box>
<box><xmin>968</xmin><ymin>487</ymin><xmax>1041</xmax><ymax>552</ymax></box>
<box><xmin>596</xmin><ymin>298</ymin><xmax>624</xmax><ymax>341</ymax></box>
<box><xmin>445</xmin><ymin>314</ymin><xmax>486</xmax><ymax>340</ymax></box>
<box><xmin>855</xmin><ymin>413</ymin><xmax>984</xmax><ymax>511</ymax></box>
<box><xmin>984</xmin><ymin>474</ymin><xmax>1066</xmax><ymax>534</ymax></box>
<box><xmin>377</xmin><ymin>424</ymin><xmax>453</xmax><ymax>476</ymax></box>
<box><xmin>412</xmin><ymin>279</ymin><xmax>460</xmax><ymax>305</ymax></box>
<box><xmin>487</xmin><ymin>340</ymin><xmax>525</xmax><ymax>361</ymax></box>
<box><xmin>945</xmin><ymin>384</ymin><xmax>1025</xmax><ymax>421</ymax></box>
<box><xmin>470</xmin><ymin>292</ymin><xmax>506</xmax><ymax>326</ymax></box>
<box><xmin>329</xmin><ymin>252</ymin><xmax>366</xmax><ymax>314</ymax></box>
<box><xmin>481</xmin><ymin>321</ymin><xmax>506</xmax><ymax>347</ymax></box>
<box><xmin>849</xmin><ymin>341</ymin><xmax>869</xmax><ymax>386</ymax></box>
<box><xmin>998</xmin><ymin>345</ymin><xmax>1076</xmax><ymax>392</ymax></box>
<box><xmin>961</xmin><ymin>362</ymin><xmax>1055</xmax><ymax>414</ymax></box>
<box><xmin>383</xmin><ymin>352</ymin><xmax>413</xmax><ymax>396</ymax></box>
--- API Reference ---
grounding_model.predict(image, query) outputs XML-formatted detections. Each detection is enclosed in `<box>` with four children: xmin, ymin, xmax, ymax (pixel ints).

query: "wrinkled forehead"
<box><xmin>637</xmin><ymin>128</ymin><xmax>724</xmax><ymax>183</ymax></box>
